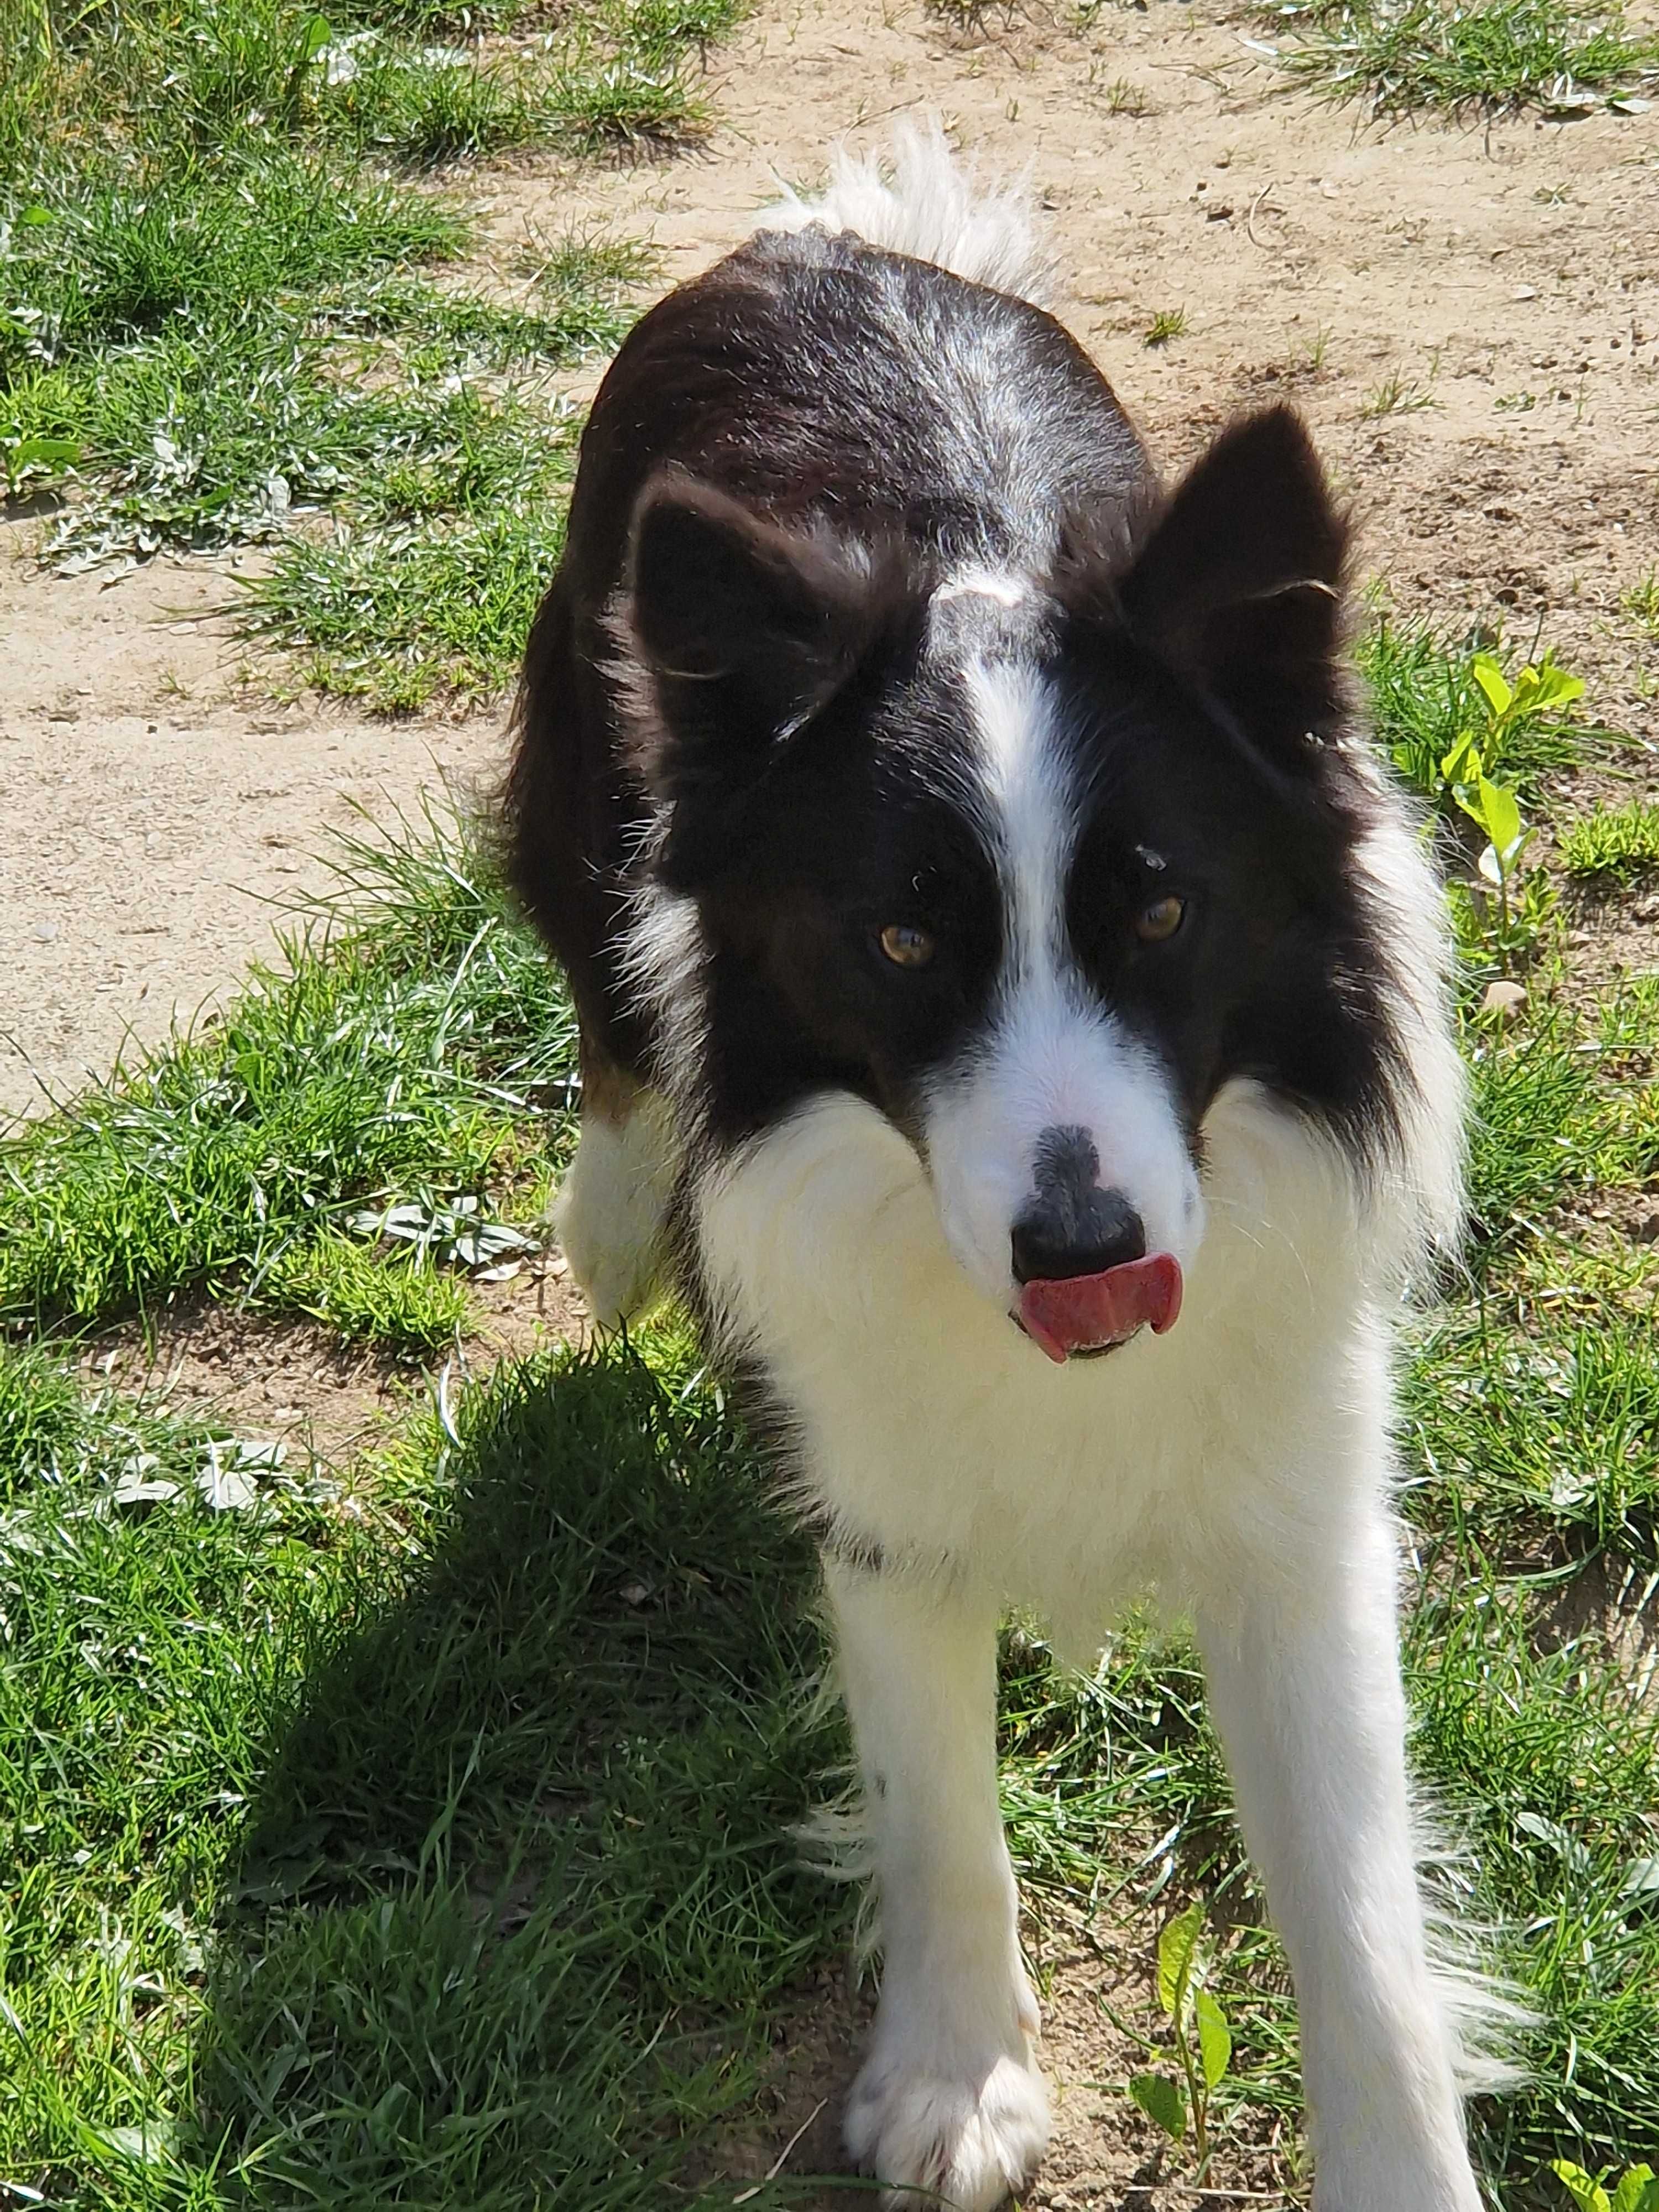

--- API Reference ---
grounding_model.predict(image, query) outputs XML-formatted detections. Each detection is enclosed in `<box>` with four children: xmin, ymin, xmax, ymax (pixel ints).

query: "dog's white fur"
<box><xmin>557</xmin><ymin>134</ymin><xmax>1507</xmax><ymax>2212</ymax></box>
<box><xmin>927</xmin><ymin>659</ymin><xmax>1204</xmax><ymax>1305</ymax></box>
<box><xmin>552</xmin><ymin>1087</ymin><xmax>677</xmax><ymax>1327</ymax></box>
<box><xmin>765</xmin><ymin>118</ymin><xmax>1054</xmax><ymax>305</ymax></box>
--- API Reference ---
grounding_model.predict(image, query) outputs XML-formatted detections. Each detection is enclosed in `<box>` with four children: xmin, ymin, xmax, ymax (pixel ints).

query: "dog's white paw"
<box><xmin>845</xmin><ymin>2046</ymin><xmax>1051</xmax><ymax>2211</ymax></box>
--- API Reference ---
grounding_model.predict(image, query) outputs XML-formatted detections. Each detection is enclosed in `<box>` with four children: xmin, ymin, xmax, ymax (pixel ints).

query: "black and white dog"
<box><xmin>506</xmin><ymin>127</ymin><xmax>1504</xmax><ymax>2212</ymax></box>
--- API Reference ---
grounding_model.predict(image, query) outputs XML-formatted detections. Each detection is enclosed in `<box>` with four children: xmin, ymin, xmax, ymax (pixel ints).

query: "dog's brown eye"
<box><xmin>879</xmin><ymin>924</ymin><xmax>936</xmax><ymax>969</ymax></box>
<box><xmin>1135</xmin><ymin>895</ymin><xmax>1187</xmax><ymax>943</ymax></box>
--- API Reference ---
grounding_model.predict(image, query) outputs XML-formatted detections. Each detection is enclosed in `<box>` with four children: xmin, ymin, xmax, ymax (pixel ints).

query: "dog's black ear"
<box><xmin>626</xmin><ymin>474</ymin><xmax>898</xmax><ymax>879</ymax></box>
<box><xmin>1112</xmin><ymin>406</ymin><xmax>1349</xmax><ymax>768</ymax></box>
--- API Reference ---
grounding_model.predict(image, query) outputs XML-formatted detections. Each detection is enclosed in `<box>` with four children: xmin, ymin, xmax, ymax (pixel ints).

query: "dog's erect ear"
<box><xmin>626</xmin><ymin>474</ymin><xmax>899</xmax><ymax>877</ymax></box>
<box><xmin>1110</xmin><ymin>406</ymin><xmax>1350</xmax><ymax>769</ymax></box>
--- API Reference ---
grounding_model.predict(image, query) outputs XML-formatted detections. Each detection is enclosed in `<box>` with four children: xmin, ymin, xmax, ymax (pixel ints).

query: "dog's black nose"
<box><xmin>1011</xmin><ymin>1189</ymin><xmax>1146</xmax><ymax>1283</ymax></box>
<box><xmin>1011</xmin><ymin>1125</ymin><xmax>1147</xmax><ymax>1283</ymax></box>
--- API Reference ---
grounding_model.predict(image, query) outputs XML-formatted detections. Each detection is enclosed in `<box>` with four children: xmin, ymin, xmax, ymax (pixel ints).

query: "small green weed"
<box><xmin>1361</xmin><ymin>367</ymin><xmax>1437</xmax><ymax>416</ymax></box>
<box><xmin>1559</xmin><ymin>801</ymin><xmax>1659</xmax><ymax>885</ymax></box>
<box><xmin>1366</xmin><ymin>623</ymin><xmax>1585</xmax><ymax>975</ymax></box>
<box><xmin>1096</xmin><ymin>72</ymin><xmax>1154</xmax><ymax>113</ymax></box>
<box><xmin>1144</xmin><ymin>307</ymin><xmax>1187</xmax><ymax>346</ymax></box>
<box><xmin>1364</xmin><ymin>618</ymin><xmax>1582</xmax><ymax>807</ymax></box>
<box><xmin>1127</xmin><ymin>1905</ymin><xmax>1235</xmax><ymax>2168</ymax></box>
<box><xmin>1272</xmin><ymin>0</ymin><xmax>1659</xmax><ymax>115</ymax></box>
<box><xmin>1623</xmin><ymin>572</ymin><xmax>1659</xmax><ymax>639</ymax></box>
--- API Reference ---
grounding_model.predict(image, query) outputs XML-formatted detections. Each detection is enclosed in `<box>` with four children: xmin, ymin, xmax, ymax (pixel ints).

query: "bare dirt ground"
<box><xmin>0</xmin><ymin>549</ymin><xmax>493</xmax><ymax>1117</ymax></box>
<box><xmin>3</xmin><ymin>5</ymin><xmax>1656</xmax><ymax>2198</ymax></box>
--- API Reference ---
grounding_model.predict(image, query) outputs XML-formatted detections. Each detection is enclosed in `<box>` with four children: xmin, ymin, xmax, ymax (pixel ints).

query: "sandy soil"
<box><xmin>0</xmin><ymin>546</ymin><xmax>497</xmax><ymax>1117</ymax></box>
<box><xmin>3</xmin><ymin>6</ymin><xmax>1657</xmax><ymax>2197</ymax></box>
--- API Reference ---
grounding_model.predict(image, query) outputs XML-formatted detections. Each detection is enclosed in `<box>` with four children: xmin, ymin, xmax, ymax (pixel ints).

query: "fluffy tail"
<box><xmin>760</xmin><ymin>118</ymin><xmax>1052</xmax><ymax>305</ymax></box>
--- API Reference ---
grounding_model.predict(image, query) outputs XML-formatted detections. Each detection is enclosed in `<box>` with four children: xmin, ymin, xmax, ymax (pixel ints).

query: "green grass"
<box><xmin>1270</xmin><ymin>0</ymin><xmax>1659</xmax><ymax>114</ymax></box>
<box><xmin>2</xmin><ymin>0</ymin><xmax>728</xmax><ymax>178</ymax></box>
<box><xmin>1360</xmin><ymin>615</ymin><xmax>1583</xmax><ymax>809</ymax></box>
<box><xmin>1462</xmin><ymin>984</ymin><xmax>1658</xmax><ymax>1269</ymax></box>
<box><xmin>1625</xmin><ymin>572</ymin><xmax>1659</xmax><ymax>641</ymax></box>
<box><xmin>249</xmin><ymin>498</ymin><xmax>576</xmax><ymax>708</ymax></box>
<box><xmin>0</xmin><ymin>1332</ymin><xmax>851</xmax><ymax>2206</ymax></box>
<box><xmin>1403</xmin><ymin>1303</ymin><xmax>1659</xmax><ymax>1554</ymax></box>
<box><xmin>1</xmin><ymin>152</ymin><xmax>642</xmax><ymax>568</ymax></box>
<box><xmin>2</xmin><ymin>801</ymin><xmax>1658</xmax><ymax>2206</ymax></box>
<box><xmin>1559</xmin><ymin>801</ymin><xmax>1659</xmax><ymax>885</ymax></box>
<box><xmin>1360</xmin><ymin>368</ymin><xmax>1437</xmax><ymax>417</ymax></box>
<box><xmin>1</xmin><ymin>0</ymin><xmax>729</xmax><ymax>687</ymax></box>
<box><xmin>0</xmin><ymin>810</ymin><xmax>574</xmax><ymax>1347</ymax></box>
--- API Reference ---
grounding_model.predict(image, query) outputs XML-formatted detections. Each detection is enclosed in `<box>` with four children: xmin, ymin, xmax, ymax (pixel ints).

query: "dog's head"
<box><xmin>620</xmin><ymin>407</ymin><xmax>1405</xmax><ymax>1358</ymax></box>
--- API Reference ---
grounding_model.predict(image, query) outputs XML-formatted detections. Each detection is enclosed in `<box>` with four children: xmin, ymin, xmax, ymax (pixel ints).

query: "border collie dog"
<box><xmin>507</xmin><ymin>128</ymin><xmax>1498</xmax><ymax>2212</ymax></box>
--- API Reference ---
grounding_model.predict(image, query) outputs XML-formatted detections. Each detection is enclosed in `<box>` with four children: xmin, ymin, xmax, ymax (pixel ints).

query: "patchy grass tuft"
<box><xmin>1271</xmin><ymin>0</ymin><xmax>1659</xmax><ymax>114</ymax></box>
<box><xmin>0</xmin><ymin>0</ymin><xmax>710</xmax><ymax>649</ymax></box>
<box><xmin>1624</xmin><ymin>571</ymin><xmax>1659</xmax><ymax>640</ymax></box>
<box><xmin>249</xmin><ymin>497</ymin><xmax>575</xmax><ymax>709</ymax></box>
<box><xmin>1360</xmin><ymin>367</ymin><xmax>1437</xmax><ymax>417</ymax></box>
<box><xmin>0</xmin><ymin>808</ymin><xmax>573</xmax><ymax>1346</ymax></box>
<box><xmin>1361</xmin><ymin>614</ymin><xmax>1583</xmax><ymax>807</ymax></box>
<box><xmin>1559</xmin><ymin>801</ymin><xmax>1659</xmax><ymax>885</ymax></box>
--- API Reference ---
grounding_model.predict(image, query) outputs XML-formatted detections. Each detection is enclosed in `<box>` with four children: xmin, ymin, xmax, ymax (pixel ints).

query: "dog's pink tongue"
<box><xmin>1018</xmin><ymin>1254</ymin><xmax>1183</xmax><ymax>1364</ymax></box>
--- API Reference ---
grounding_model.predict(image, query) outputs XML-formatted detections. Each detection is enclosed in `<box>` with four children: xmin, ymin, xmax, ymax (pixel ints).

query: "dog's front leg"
<box><xmin>826</xmin><ymin>1556</ymin><xmax>1050</xmax><ymax>2212</ymax></box>
<box><xmin>1197</xmin><ymin>1503</ymin><xmax>1481</xmax><ymax>2212</ymax></box>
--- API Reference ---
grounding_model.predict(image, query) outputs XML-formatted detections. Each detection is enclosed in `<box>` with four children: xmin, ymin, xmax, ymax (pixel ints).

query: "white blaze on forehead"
<box><xmin>966</xmin><ymin>656</ymin><xmax>1076</xmax><ymax>993</ymax></box>
<box><xmin>932</xmin><ymin>567</ymin><xmax>1031</xmax><ymax>610</ymax></box>
<box><xmin>920</xmin><ymin>655</ymin><xmax>1204</xmax><ymax>1304</ymax></box>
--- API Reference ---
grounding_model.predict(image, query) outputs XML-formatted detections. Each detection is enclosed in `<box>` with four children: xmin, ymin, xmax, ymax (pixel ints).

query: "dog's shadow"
<box><xmin>187</xmin><ymin>1340</ymin><xmax>860</xmax><ymax>2208</ymax></box>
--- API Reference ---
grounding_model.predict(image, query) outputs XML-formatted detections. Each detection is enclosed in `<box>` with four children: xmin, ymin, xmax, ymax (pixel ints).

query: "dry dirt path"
<box><xmin>0</xmin><ymin>551</ymin><xmax>491</xmax><ymax>1117</ymax></box>
<box><xmin>3</xmin><ymin>0</ymin><xmax>1655</xmax><ymax>1120</ymax></box>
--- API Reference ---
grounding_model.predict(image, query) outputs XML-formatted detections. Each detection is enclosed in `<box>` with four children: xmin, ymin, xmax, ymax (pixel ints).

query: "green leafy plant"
<box><xmin>1144</xmin><ymin>307</ymin><xmax>1187</xmax><ymax>346</ymax></box>
<box><xmin>1365</xmin><ymin>620</ymin><xmax>1582</xmax><ymax>805</ymax></box>
<box><xmin>1443</xmin><ymin>650</ymin><xmax>1585</xmax><ymax>790</ymax></box>
<box><xmin>1382</xmin><ymin>643</ymin><xmax>1584</xmax><ymax>974</ymax></box>
<box><xmin>1441</xmin><ymin>653</ymin><xmax>1583</xmax><ymax>971</ymax></box>
<box><xmin>1551</xmin><ymin>2159</ymin><xmax>1659</xmax><ymax>2212</ymax></box>
<box><xmin>349</xmin><ymin>1191</ymin><xmax>540</xmax><ymax>1271</ymax></box>
<box><xmin>1128</xmin><ymin>1903</ymin><xmax>1233</xmax><ymax>2168</ymax></box>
